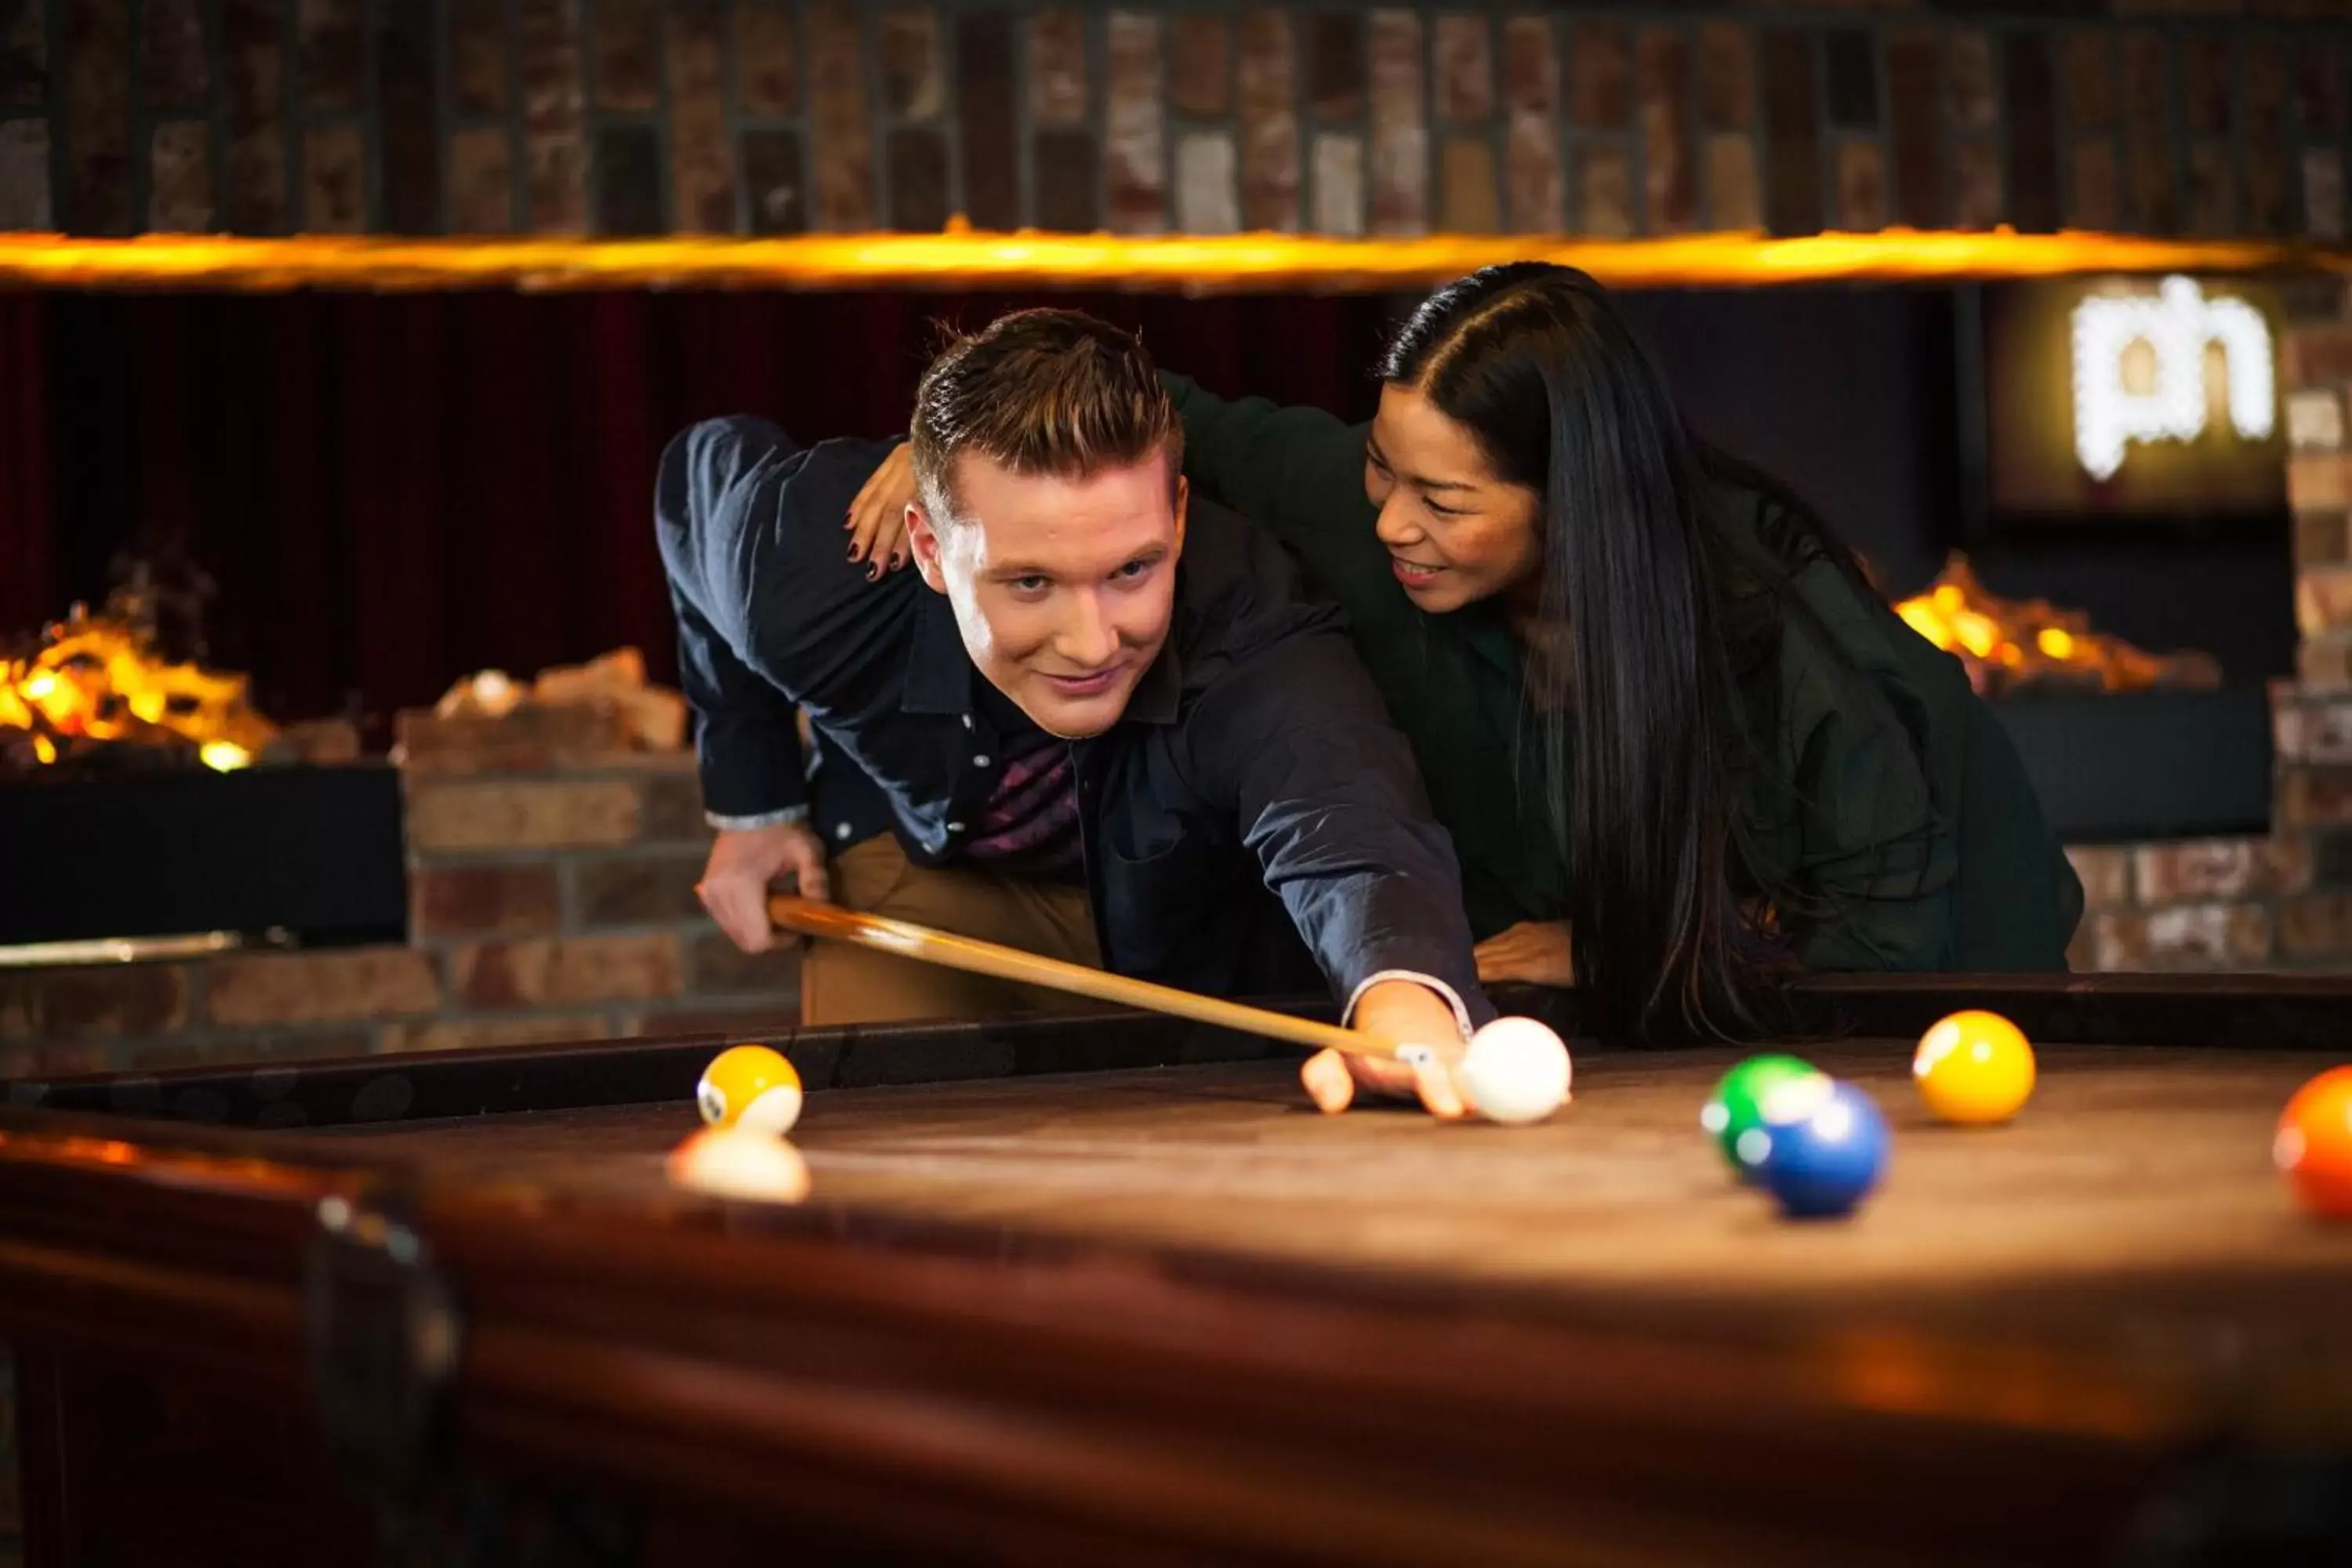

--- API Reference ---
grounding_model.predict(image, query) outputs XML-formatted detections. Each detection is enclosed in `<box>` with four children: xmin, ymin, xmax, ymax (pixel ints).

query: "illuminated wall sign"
<box><xmin>2071</xmin><ymin>275</ymin><xmax>2275</xmax><ymax>481</ymax></box>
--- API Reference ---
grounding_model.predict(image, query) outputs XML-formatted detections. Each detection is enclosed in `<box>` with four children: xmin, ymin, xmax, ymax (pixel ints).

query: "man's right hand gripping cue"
<box><xmin>697</xmin><ymin>821</ymin><xmax>831</xmax><ymax>954</ymax></box>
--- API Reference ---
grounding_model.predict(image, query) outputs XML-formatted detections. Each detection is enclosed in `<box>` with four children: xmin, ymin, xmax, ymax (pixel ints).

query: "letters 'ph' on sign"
<box><xmin>2071</xmin><ymin>276</ymin><xmax>2275</xmax><ymax>483</ymax></box>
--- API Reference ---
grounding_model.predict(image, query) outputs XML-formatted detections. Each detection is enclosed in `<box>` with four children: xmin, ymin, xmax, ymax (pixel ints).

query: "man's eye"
<box><xmin>1425</xmin><ymin>500</ymin><xmax>1466</xmax><ymax>520</ymax></box>
<box><xmin>1114</xmin><ymin>559</ymin><xmax>1153</xmax><ymax>580</ymax></box>
<box><xmin>1011</xmin><ymin>575</ymin><xmax>1050</xmax><ymax>593</ymax></box>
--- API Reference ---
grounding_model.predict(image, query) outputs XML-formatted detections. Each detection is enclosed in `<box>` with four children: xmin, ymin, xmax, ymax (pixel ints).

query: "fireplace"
<box><xmin>0</xmin><ymin>644</ymin><xmax>791</xmax><ymax>1090</ymax></box>
<box><xmin>1</xmin><ymin>567</ymin><xmax>275</xmax><ymax>774</ymax></box>
<box><xmin>0</xmin><ymin>767</ymin><xmax>406</xmax><ymax>952</ymax></box>
<box><xmin>1993</xmin><ymin>691</ymin><xmax>2273</xmax><ymax>846</ymax></box>
<box><xmin>1</xmin><ymin>575</ymin><xmax>408</xmax><ymax>955</ymax></box>
<box><xmin>1889</xmin><ymin>557</ymin><xmax>2271</xmax><ymax>844</ymax></box>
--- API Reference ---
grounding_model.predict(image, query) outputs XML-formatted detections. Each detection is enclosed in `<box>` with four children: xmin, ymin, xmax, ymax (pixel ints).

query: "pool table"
<box><xmin>3</xmin><ymin>975</ymin><xmax>2351</xmax><ymax>1567</ymax></box>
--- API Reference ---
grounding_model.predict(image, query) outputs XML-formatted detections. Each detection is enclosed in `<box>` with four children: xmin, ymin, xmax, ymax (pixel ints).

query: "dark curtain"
<box><xmin>0</xmin><ymin>292</ymin><xmax>50</xmax><ymax>640</ymax></box>
<box><xmin>17</xmin><ymin>289</ymin><xmax>1398</xmax><ymax>736</ymax></box>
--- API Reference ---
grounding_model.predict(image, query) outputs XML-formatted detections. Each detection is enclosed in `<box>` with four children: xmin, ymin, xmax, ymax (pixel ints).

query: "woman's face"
<box><xmin>1364</xmin><ymin>382</ymin><xmax>1542</xmax><ymax>615</ymax></box>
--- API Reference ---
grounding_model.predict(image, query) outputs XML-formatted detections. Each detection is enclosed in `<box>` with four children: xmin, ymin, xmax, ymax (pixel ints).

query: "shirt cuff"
<box><xmin>704</xmin><ymin>804</ymin><xmax>810</xmax><ymax>833</ymax></box>
<box><xmin>1341</xmin><ymin>970</ymin><xmax>1475</xmax><ymax>1041</ymax></box>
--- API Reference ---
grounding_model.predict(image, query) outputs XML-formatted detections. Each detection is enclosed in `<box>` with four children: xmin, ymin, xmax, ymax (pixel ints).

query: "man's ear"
<box><xmin>906</xmin><ymin>502</ymin><xmax>949</xmax><ymax>593</ymax></box>
<box><xmin>1171</xmin><ymin>474</ymin><xmax>1189</xmax><ymax>557</ymax></box>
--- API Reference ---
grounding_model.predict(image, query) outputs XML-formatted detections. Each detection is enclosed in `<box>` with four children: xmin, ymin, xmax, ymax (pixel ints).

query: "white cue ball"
<box><xmin>666</xmin><ymin>1127</ymin><xmax>812</xmax><ymax>1204</ymax></box>
<box><xmin>1458</xmin><ymin>1016</ymin><xmax>1573</xmax><ymax>1126</ymax></box>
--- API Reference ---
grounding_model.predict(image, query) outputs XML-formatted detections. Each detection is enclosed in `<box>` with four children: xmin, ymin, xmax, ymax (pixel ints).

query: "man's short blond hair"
<box><xmin>909</xmin><ymin>308</ymin><xmax>1183</xmax><ymax>522</ymax></box>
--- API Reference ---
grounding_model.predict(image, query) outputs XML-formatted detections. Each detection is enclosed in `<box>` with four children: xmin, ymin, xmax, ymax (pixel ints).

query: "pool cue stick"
<box><xmin>767</xmin><ymin>894</ymin><xmax>1430</xmax><ymax>1065</ymax></box>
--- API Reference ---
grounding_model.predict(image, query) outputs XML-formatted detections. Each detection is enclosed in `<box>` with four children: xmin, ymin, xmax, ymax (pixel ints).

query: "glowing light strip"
<box><xmin>0</xmin><ymin>229</ymin><xmax>2343</xmax><ymax>292</ymax></box>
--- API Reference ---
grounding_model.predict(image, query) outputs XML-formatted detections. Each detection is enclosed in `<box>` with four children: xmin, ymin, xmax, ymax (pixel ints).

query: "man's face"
<box><xmin>906</xmin><ymin>452</ymin><xmax>1186</xmax><ymax>739</ymax></box>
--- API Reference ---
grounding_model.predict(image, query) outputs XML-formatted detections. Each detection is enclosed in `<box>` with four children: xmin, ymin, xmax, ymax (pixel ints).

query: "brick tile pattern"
<box><xmin>4</xmin><ymin>6</ymin><xmax>2349</xmax><ymax>241</ymax></box>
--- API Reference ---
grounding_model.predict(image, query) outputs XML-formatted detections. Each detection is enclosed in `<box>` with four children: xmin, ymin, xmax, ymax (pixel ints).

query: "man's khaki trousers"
<box><xmin>800</xmin><ymin>833</ymin><xmax>1102</xmax><ymax>1025</ymax></box>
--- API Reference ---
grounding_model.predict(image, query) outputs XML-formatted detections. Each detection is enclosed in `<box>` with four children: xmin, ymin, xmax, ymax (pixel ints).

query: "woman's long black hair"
<box><xmin>1381</xmin><ymin>262</ymin><xmax>1864</xmax><ymax>1041</ymax></box>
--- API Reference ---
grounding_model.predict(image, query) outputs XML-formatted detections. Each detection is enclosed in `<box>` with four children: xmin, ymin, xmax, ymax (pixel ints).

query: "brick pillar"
<box><xmin>2286</xmin><ymin>282</ymin><xmax>2352</xmax><ymax>688</ymax></box>
<box><xmin>2267</xmin><ymin>279</ymin><xmax>2352</xmax><ymax>970</ymax></box>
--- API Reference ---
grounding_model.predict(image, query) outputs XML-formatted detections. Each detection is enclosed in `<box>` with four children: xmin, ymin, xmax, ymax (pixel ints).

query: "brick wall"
<box><xmin>2070</xmin><ymin>823</ymin><xmax>2311</xmax><ymax>972</ymax></box>
<box><xmin>2</xmin><ymin>3</ymin><xmax>2349</xmax><ymax>242</ymax></box>
<box><xmin>399</xmin><ymin>710</ymin><xmax>804</xmax><ymax>1042</ymax></box>
<box><xmin>0</xmin><ymin>715</ymin><xmax>800</xmax><ymax>1086</ymax></box>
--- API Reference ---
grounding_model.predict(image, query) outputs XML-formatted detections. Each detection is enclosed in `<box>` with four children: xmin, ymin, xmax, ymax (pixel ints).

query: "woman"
<box><xmin>851</xmin><ymin>264</ymin><xmax>2082</xmax><ymax>1040</ymax></box>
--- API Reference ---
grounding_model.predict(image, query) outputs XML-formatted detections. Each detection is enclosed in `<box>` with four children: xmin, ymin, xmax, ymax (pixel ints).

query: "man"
<box><xmin>657</xmin><ymin>308</ymin><xmax>1486</xmax><ymax>1116</ymax></box>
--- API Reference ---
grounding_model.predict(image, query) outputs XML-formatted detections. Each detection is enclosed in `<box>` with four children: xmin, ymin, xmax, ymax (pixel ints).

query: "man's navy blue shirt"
<box><xmin>656</xmin><ymin>417</ymin><xmax>1490</xmax><ymax>1018</ymax></box>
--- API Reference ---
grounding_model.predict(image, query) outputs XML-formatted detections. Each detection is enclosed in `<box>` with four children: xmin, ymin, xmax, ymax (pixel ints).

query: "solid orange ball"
<box><xmin>1912</xmin><ymin>1010</ymin><xmax>2036</xmax><ymax>1125</ymax></box>
<box><xmin>2275</xmin><ymin>1065</ymin><xmax>2352</xmax><ymax>1219</ymax></box>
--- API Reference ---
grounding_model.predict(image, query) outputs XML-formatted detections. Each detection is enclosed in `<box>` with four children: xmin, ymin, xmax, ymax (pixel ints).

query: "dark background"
<box><xmin>0</xmin><ymin>282</ymin><xmax>2294</xmax><ymax>742</ymax></box>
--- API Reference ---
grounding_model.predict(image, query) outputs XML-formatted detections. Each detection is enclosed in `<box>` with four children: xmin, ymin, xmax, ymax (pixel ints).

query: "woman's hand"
<box><xmin>1474</xmin><ymin>920</ymin><xmax>1576</xmax><ymax>987</ymax></box>
<box><xmin>846</xmin><ymin>441</ymin><xmax>918</xmax><ymax>578</ymax></box>
<box><xmin>1300</xmin><ymin>978</ymin><xmax>1468</xmax><ymax>1119</ymax></box>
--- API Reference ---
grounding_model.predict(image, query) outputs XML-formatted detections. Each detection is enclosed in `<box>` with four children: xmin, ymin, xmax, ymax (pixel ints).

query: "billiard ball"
<box><xmin>1754</xmin><ymin>1080</ymin><xmax>1890</xmax><ymax>1220</ymax></box>
<box><xmin>696</xmin><ymin>1044</ymin><xmax>804</xmax><ymax>1135</ymax></box>
<box><xmin>1702</xmin><ymin>1054</ymin><xmax>1824</xmax><ymax>1182</ymax></box>
<box><xmin>1458</xmin><ymin>1016</ymin><xmax>1573</xmax><ymax>1125</ymax></box>
<box><xmin>2275</xmin><ymin>1065</ymin><xmax>2352</xmax><ymax>1219</ymax></box>
<box><xmin>1913</xmin><ymin>1011</ymin><xmax>2036</xmax><ymax>1125</ymax></box>
<box><xmin>666</xmin><ymin>1127</ymin><xmax>811</xmax><ymax>1204</ymax></box>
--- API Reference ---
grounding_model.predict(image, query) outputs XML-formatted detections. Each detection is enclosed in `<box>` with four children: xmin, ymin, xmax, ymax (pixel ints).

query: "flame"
<box><xmin>0</xmin><ymin>229</ymin><xmax>2332</xmax><ymax>293</ymax></box>
<box><xmin>3</xmin><ymin>605</ymin><xmax>276</xmax><ymax>769</ymax></box>
<box><xmin>1893</xmin><ymin>556</ymin><xmax>2220</xmax><ymax>698</ymax></box>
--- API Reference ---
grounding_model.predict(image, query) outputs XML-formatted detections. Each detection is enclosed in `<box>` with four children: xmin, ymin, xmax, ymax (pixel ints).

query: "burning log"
<box><xmin>2</xmin><ymin>601</ymin><xmax>277</xmax><ymax>775</ymax></box>
<box><xmin>1892</xmin><ymin>555</ymin><xmax>2222</xmax><ymax>699</ymax></box>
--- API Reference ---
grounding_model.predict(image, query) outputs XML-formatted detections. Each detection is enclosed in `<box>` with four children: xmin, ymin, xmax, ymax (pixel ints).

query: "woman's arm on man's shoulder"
<box><xmin>1161</xmin><ymin>372</ymin><xmax>1381</xmax><ymax>570</ymax></box>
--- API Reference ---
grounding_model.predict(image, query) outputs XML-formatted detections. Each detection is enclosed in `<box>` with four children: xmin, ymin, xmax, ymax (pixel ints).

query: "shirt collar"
<box><xmin>900</xmin><ymin>588</ymin><xmax>974</xmax><ymax>714</ymax></box>
<box><xmin>1459</xmin><ymin>601</ymin><xmax>1522</xmax><ymax>681</ymax></box>
<box><xmin>900</xmin><ymin>583</ymin><xmax>1185</xmax><ymax>727</ymax></box>
<box><xmin>1123</xmin><ymin>641</ymin><xmax>1182</xmax><ymax>725</ymax></box>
